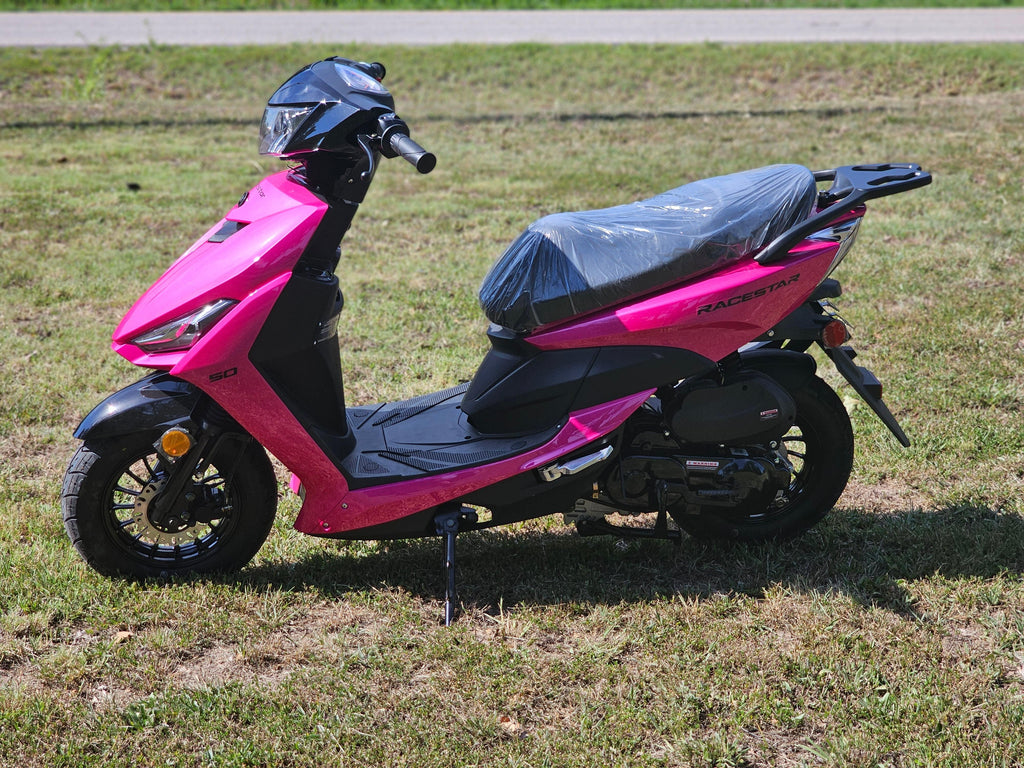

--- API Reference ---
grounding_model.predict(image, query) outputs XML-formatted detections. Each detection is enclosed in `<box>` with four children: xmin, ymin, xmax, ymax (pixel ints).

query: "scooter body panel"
<box><xmin>99</xmin><ymin>157</ymin><xmax>886</xmax><ymax>545</ymax></box>
<box><xmin>73</xmin><ymin>372</ymin><xmax>201</xmax><ymax>441</ymax></box>
<box><xmin>110</xmin><ymin>172</ymin><xmax>351</xmax><ymax>526</ymax></box>
<box><xmin>104</xmin><ymin>178</ymin><xmax>848</xmax><ymax>539</ymax></box>
<box><xmin>526</xmin><ymin>238</ymin><xmax>842</xmax><ymax>360</ymax></box>
<box><xmin>294</xmin><ymin>388</ymin><xmax>654</xmax><ymax>535</ymax></box>
<box><xmin>113</xmin><ymin>170</ymin><xmax>327</xmax><ymax>344</ymax></box>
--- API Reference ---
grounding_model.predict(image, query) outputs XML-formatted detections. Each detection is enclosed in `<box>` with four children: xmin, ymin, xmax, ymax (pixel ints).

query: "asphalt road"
<box><xmin>1</xmin><ymin>8</ymin><xmax>1023</xmax><ymax>47</ymax></box>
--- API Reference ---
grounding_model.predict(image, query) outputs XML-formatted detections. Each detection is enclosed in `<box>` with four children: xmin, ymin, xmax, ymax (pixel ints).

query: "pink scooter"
<box><xmin>62</xmin><ymin>58</ymin><xmax>931</xmax><ymax>622</ymax></box>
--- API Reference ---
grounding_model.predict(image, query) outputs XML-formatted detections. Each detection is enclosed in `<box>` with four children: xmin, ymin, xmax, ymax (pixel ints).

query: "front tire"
<box><xmin>61</xmin><ymin>431</ymin><xmax>277</xmax><ymax>578</ymax></box>
<box><xmin>673</xmin><ymin>375</ymin><xmax>854</xmax><ymax>542</ymax></box>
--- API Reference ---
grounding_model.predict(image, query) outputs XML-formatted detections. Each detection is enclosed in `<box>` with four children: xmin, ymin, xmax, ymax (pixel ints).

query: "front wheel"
<box><xmin>61</xmin><ymin>431</ymin><xmax>277</xmax><ymax>578</ymax></box>
<box><xmin>673</xmin><ymin>375</ymin><xmax>854</xmax><ymax>542</ymax></box>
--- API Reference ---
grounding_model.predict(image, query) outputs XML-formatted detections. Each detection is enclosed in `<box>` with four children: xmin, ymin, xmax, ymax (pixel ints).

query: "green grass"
<box><xmin>2</xmin><ymin>42</ymin><xmax>1024</xmax><ymax>766</ymax></box>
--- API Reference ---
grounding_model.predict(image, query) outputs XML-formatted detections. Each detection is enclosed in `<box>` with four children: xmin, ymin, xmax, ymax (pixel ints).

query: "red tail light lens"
<box><xmin>821</xmin><ymin>319</ymin><xmax>850</xmax><ymax>349</ymax></box>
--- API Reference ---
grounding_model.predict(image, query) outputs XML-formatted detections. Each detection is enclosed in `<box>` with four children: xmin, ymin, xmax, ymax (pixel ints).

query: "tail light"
<box><xmin>821</xmin><ymin>319</ymin><xmax>850</xmax><ymax>349</ymax></box>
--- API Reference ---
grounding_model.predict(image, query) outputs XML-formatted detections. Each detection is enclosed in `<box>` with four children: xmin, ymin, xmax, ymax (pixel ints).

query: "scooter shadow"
<box><xmin>237</xmin><ymin>504</ymin><xmax>1024</xmax><ymax>618</ymax></box>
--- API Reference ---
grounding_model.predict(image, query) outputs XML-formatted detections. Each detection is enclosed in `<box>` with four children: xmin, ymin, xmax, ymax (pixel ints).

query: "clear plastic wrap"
<box><xmin>479</xmin><ymin>164</ymin><xmax>818</xmax><ymax>332</ymax></box>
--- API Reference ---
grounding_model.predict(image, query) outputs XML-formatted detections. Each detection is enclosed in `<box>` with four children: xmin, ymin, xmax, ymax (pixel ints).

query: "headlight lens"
<box><xmin>259</xmin><ymin>105</ymin><xmax>316</xmax><ymax>156</ymax></box>
<box><xmin>131</xmin><ymin>299</ymin><xmax>237</xmax><ymax>353</ymax></box>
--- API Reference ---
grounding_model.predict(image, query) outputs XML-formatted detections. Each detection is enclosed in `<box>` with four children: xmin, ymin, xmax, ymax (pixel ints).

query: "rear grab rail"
<box><xmin>754</xmin><ymin>163</ymin><xmax>932</xmax><ymax>265</ymax></box>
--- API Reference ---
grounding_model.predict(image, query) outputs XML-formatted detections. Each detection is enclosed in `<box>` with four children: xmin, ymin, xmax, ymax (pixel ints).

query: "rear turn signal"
<box><xmin>821</xmin><ymin>319</ymin><xmax>850</xmax><ymax>349</ymax></box>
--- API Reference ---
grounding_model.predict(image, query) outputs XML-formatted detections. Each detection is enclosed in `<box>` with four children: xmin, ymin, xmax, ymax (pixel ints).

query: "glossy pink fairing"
<box><xmin>293</xmin><ymin>389</ymin><xmax>655</xmax><ymax>534</ymax></box>
<box><xmin>114</xmin><ymin>170</ymin><xmax>325</xmax><ymax>345</ymax></box>
<box><xmin>113</xmin><ymin>171</ymin><xmax>354</xmax><ymax>526</ymax></box>
<box><xmin>528</xmin><ymin>238</ymin><xmax>843</xmax><ymax>361</ymax></box>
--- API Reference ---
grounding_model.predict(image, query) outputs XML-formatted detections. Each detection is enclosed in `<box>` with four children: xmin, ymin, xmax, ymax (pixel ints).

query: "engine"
<box><xmin>587</xmin><ymin>373</ymin><xmax>797</xmax><ymax>520</ymax></box>
<box><xmin>603</xmin><ymin>446</ymin><xmax>792</xmax><ymax>518</ymax></box>
<box><xmin>662</xmin><ymin>370</ymin><xmax>796</xmax><ymax>445</ymax></box>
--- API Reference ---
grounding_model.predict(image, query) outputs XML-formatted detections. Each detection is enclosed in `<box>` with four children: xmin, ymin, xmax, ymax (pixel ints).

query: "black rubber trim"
<box><xmin>737</xmin><ymin>348</ymin><xmax>818</xmax><ymax>393</ymax></box>
<box><xmin>249</xmin><ymin>270</ymin><xmax>354</xmax><ymax>460</ymax></box>
<box><xmin>208</xmin><ymin>220</ymin><xmax>247</xmax><ymax>243</ymax></box>
<box><xmin>247</xmin><ymin>200</ymin><xmax>361</xmax><ymax>463</ymax></box>
<box><xmin>573</xmin><ymin>346</ymin><xmax>715</xmax><ymax>411</ymax></box>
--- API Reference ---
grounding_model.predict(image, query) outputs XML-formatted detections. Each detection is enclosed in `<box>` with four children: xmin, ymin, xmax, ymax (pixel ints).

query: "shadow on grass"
<box><xmin>235</xmin><ymin>503</ymin><xmax>1024</xmax><ymax>618</ymax></box>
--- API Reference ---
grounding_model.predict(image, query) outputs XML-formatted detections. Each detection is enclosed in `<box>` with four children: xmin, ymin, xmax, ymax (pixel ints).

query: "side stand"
<box><xmin>433</xmin><ymin>504</ymin><xmax>477</xmax><ymax>626</ymax></box>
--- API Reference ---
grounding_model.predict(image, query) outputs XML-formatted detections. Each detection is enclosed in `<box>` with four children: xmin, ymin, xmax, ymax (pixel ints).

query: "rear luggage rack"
<box><xmin>754</xmin><ymin>163</ymin><xmax>931</xmax><ymax>265</ymax></box>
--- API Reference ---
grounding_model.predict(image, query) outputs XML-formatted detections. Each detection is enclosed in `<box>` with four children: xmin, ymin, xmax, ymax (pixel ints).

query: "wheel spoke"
<box><xmin>197</xmin><ymin>473</ymin><xmax>225</xmax><ymax>489</ymax></box>
<box><xmin>142</xmin><ymin>456</ymin><xmax>160</xmax><ymax>481</ymax></box>
<box><xmin>123</xmin><ymin>468</ymin><xmax>148</xmax><ymax>488</ymax></box>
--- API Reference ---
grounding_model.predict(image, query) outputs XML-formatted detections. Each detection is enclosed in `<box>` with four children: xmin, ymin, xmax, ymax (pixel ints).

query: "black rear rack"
<box><xmin>754</xmin><ymin>162</ymin><xmax>932</xmax><ymax>265</ymax></box>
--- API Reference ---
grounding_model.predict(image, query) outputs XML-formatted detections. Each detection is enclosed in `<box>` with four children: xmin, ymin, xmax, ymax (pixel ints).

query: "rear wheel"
<box><xmin>61</xmin><ymin>432</ymin><xmax>277</xmax><ymax>578</ymax></box>
<box><xmin>673</xmin><ymin>375</ymin><xmax>853</xmax><ymax>541</ymax></box>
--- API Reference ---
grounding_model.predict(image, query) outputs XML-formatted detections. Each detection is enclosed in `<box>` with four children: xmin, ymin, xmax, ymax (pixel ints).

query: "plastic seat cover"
<box><xmin>478</xmin><ymin>164</ymin><xmax>818</xmax><ymax>332</ymax></box>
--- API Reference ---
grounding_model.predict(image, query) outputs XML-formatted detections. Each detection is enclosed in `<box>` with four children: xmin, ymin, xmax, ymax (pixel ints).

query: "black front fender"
<box><xmin>74</xmin><ymin>372</ymin><xmax>203</xmax><ymax>441</ymax></box>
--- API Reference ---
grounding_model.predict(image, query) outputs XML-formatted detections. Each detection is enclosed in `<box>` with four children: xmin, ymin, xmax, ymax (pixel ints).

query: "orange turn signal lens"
<box><xmin>160</xmin><ymin>428</ymin><xmax>193</xmax><ymax>458</ymax></box>
<box><xmin>821</xmin><ymin>319</ymin><xmax>850</xmax><ymax>349</ymax></box>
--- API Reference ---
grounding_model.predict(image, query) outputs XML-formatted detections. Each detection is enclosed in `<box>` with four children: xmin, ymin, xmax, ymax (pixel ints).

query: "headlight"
<box><xmin>130</xmin><ymin>299</ymin><xmax>237</xmax><ymax>353</ymax></box>
<box><xmin>259</xmin><ymin>105</ymin><xmax>316</xmax><ymax>156</ymax></box>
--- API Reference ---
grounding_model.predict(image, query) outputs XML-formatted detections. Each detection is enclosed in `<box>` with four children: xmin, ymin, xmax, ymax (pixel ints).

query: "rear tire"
<box><xmin>673</xmin><ymin>375</ymin><xmax>853</xmax><ymax>542</ymax></box>
<box><xmin>61</xmin><ymin>432</ymin><xmax>277</xmax><ymax>578</ymax></box>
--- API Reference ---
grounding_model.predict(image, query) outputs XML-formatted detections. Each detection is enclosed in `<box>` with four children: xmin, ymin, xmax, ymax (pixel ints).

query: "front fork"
<box><xmin>73</xmin><ymin>371</ymin><xmax>254</xmax><ymax>529</ymax></box>
<box><xmin>756</xmin><ymin>279</ymin><xmax>910</xmax><ymax>447</ymax></box>
<box><xmin>147</xmin><ymin>428</ymin><xmax>250</xmax><ymax>531</ymax></box>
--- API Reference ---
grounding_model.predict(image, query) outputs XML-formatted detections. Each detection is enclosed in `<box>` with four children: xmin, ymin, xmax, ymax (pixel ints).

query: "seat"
<box><xmin>478</xmin><ymin>164</ymin><xmax>818</xmax><ymax>332</ymax></box>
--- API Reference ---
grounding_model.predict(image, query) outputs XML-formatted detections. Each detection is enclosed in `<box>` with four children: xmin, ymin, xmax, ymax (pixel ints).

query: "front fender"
<box><xmin>74</xmin><ymin>372</ymin><xmax>202</xmax><ymax>441</ymax></box>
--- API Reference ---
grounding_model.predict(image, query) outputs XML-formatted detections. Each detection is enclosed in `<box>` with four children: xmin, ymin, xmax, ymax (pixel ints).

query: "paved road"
<box><xmin>1</xmin><ymin>9</ymin><xmax>1023</xmax><ymax>47</ymax></box>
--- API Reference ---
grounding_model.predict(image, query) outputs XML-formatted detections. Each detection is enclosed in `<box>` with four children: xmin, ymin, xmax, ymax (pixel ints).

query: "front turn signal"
<box><xmin>160</xmin><ymin>427</ymin><xmax>194</xmax><ymax>459</ymax></box>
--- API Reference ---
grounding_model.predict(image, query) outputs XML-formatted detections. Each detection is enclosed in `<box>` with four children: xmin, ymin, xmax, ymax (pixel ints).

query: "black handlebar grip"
<box><xmin>389</xmin><ymin>133</ymin><xmax>436</xmax><ymax>174</ymax></box>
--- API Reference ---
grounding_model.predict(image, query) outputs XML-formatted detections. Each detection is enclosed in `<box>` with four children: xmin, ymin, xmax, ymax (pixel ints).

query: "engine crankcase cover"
<box><xmin>668</xmin><ymin>371</ymin><xmax>796</xmax><ymax>445</ymax></box>
<box><xmin>603</xmin><ymin>449</ymin><xmax>791</xmax><ymax>515</ymax></box>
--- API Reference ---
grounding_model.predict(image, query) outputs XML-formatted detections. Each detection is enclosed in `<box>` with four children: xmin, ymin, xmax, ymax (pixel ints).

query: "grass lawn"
<box><xmin>1</xmin><ymin>42</ymin><xmax>1024</xmax><ymax>766</ymax></box>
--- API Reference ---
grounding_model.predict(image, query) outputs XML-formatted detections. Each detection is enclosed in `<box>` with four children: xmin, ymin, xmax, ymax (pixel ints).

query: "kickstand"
<box><xmin>433</xmin><ymin>504</ymin><xmax>476</xmax><ymax>626</ymax></box>
<box><xmin>655</xmin><ymin>481</ymin><xmax>682</xmax><ymax>548</ymax></box>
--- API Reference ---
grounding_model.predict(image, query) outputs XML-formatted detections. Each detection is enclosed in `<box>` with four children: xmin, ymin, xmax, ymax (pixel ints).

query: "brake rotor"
<box><xmin>132</xmin><ymin>479</ymin><xmax>202</xmax><ymax>547</ymax></box>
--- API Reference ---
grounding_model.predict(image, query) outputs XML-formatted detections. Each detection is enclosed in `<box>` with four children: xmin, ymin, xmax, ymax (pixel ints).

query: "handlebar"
<box><xmin>376</xmin><ymin>113</ymin><xmax>436</xmax><ymax>174</ymax></box>
<box><xmin>389</xmin><ymin>132</ymin><xmax>436</xmax><ymax>174</ymax></box>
